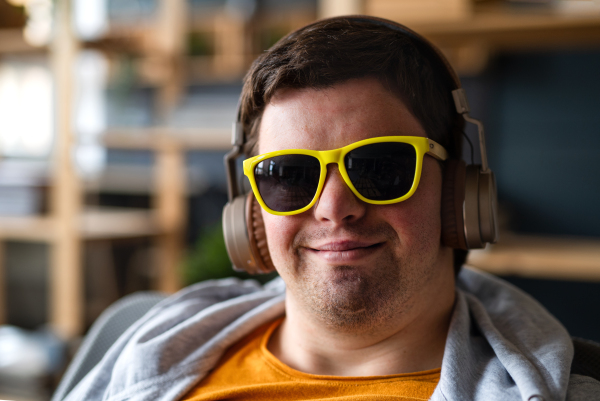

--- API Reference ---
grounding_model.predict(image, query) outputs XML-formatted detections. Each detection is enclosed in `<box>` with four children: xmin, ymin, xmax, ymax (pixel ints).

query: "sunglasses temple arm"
<box><xmin>224</xmin><ymin>122</ymin><xmax>245</xmax><ymax>201</ymax></box>
<box><xmin>452</xmin><ymin>89</ymin><xmax>490</xmax><ymax>173</ymax></box>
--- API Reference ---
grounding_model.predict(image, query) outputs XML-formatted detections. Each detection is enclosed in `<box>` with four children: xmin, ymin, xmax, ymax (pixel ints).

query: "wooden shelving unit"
<box><xmin>0</xmin><ymin>0</ymin><xmax>190</xmax><ymax>339</ymax></box>
<box><xmin>414</xmin><ymin>5</ymin><xmax>600</xmax><ymax>74</ymax></box>
<box><xmin>321</xmin><ymin>0</ymin><xmax>600</xmax><ymax>74</ymax></box>
<box><xmin>0</xmin><ymin>208</ymin><xmax>161</xmax><ymax>334</ymax></box>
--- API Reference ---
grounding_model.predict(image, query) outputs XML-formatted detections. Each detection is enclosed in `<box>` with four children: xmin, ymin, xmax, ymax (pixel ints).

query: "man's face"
<box><xmin>258</xmin><ymin>77</ymin><xmax>453</xmax><ymax>332</ymax></box>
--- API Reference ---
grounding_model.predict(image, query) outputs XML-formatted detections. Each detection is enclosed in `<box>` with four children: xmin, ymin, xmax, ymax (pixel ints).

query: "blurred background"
<box><xmin>0</xmin><ymin>0</ymin><xmax>599</xmax><ymax>399</ymax></box>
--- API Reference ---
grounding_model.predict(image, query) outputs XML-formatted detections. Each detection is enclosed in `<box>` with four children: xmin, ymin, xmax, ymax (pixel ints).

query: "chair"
<box><xmin>572</xmin><ymin>337</ymin><xmax>600</xmax><ymax>381</ymax></box>
<box><xmin>52</xmin><ymin>291</ymin><xmax>167</xmax><ymax>401</ymax></box>
<box><xmin>52</xmin><ymin>291</ymin><xmax>600</xmax><ymax>400</ymax></box>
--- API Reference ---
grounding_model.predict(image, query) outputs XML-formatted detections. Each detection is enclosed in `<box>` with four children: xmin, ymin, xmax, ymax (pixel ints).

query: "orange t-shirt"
<box><xmin>182</xmin><ymin>319</ymin><xmax>440</xmax><ymax>400</ymax></box>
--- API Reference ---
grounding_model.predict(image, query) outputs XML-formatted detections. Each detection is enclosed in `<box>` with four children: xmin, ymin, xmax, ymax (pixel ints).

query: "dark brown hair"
<box><xmin>239</xmin><ymin>17</ymin><xmax>468</xmax><ymax>272</ymax></box>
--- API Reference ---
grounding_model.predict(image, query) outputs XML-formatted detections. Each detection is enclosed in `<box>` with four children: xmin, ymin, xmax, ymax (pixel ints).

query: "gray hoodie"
<box><xmin>60</xmin><ymin>267</ymin><xmax>600</xmax><ymax>401</ymax></box>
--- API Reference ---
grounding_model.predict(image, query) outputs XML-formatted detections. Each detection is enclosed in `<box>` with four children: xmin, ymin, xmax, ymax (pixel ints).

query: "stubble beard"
<box><xmin>289</xmin><ymin>225</ymin><xmax>432</xmax><ymax>334</ymax></box>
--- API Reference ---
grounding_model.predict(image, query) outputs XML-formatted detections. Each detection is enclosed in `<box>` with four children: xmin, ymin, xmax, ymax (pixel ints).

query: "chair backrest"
<box><xmin>52</xmin><ymin>291</ymin><xmax>167</xmax><ymax>401</ymax></box>
<box><xmin>572</xmin><ymin>337</ymin><xmax>600</xmax><ymax>381</ymax></box>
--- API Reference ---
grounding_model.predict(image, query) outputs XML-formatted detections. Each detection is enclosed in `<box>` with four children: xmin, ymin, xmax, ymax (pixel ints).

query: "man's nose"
<box><xmin>313</xmin><ymin>164</ymin><xmax>367</xmax><ymax>223</ymax></box>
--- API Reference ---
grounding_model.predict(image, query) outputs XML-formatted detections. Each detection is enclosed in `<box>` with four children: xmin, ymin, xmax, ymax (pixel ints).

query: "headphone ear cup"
<box><xmin>222</xmin><ymin>192</ymin><xmax>276</xmax><ymax>274</ymax></box>
<box><xmin>475</xmin><ymin>170</ymin><xmax>499</xmax><ymax>246</ymax></box>
<box><xmin>441</xmin><ymin>159</ymin><xmax>468</xmax><ymax>250</ymax></box>
<box><xmin>222</xmin><ymin>194</ymin><xmax>256</xmax><ymax>273</ymax></box>
<box><xmin>463</xmin><ymin>165</ymin><xmax>483</xmax><ymax>249</ymax></box>
<box><xmin>463</xmin><ymin>165</ymin><xmax>499</xmax><ymax>249</ymax></box>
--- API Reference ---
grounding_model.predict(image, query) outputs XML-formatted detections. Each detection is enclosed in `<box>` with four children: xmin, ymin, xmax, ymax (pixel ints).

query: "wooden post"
<box><xmin>155</xmin><ymin>0</ymin><xmax>188</xmax><ymax>119</ymax></box>
<box><xmin>213</xmin><ymin>12</ymin><xmax>246</xmax><ymax>77</ymax></box>
<box><xmin>318</xmin><ymin>0</ymin><xmax>364</xmax><ymax>19</ymax></box>
<box><xmin>152</xmin><ymin>0</ymin><xmax>188</xmax><ymax>292</ymax></box>
<box><xmin>49</xmin><ymin>0</ymin><xmax>83</xmax><ymax>338</ymax></box>
<box><xmin>0</xmin><ymin>241</ymin><xmax>5</xmax><ymax>325</ymax></box>
<box><xmin>154</xmin><ymin>139</ymin><xmax>185</xmax><ymax>293</ymax></box>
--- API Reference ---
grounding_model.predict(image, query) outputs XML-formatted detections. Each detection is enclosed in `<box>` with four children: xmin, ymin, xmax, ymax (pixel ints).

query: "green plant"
<box><xmin>181</xmin><ymin>221</ymin><xmax>278</xmax><ymax>285</ymax></box>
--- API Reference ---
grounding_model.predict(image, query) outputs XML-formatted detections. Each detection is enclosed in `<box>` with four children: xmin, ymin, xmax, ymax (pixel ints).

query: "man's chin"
<box><xmin>323</xmin><ymin>271</ymin><xmax>369</xmax><ymax>311</ymax></box>
<box><xmin>299</xmin><ymin>266</ymin><xmax>396</xmax><ymax>330</ymax></box>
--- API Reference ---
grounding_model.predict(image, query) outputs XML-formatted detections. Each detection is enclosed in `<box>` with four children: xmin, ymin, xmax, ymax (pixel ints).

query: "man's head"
<box><xmin>239</xmin><ymin>17</ymin><xmax>468</xmax><ymax>274</ymax></box>
<box><xmin>255</xmin><ymin>77</ymin><xmax>456</xmax><ymax>332</ymax></box>
<box><xmin>230</xmin><ymin>17</ymin><xmax>472</xmax><ymax>332</ymax></box>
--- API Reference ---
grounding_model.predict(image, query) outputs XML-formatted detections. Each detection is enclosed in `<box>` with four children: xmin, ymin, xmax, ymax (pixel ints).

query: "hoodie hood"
<box><xmin>59</xmin><ymin>267</ymin><xmax>576</xmax><ymax>401</ymax></box>
<box><xmin>432</xmin><ymin>268</ymin><xmax>573</xmax><ymax>401</ymax></box>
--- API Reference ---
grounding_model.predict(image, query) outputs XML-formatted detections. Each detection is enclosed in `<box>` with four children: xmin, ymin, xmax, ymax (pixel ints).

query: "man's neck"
<box><xmin>267</xmin><ymin>270</ymin><xmax>456</xmax><ymax>377</ymax></box>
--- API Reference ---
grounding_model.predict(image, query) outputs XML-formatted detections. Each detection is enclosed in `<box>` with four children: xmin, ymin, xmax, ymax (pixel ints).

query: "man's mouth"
<box><xmin>306</xmin><ymin>241</ymin><xmax>384</xmax><ymax>263</ymax></box>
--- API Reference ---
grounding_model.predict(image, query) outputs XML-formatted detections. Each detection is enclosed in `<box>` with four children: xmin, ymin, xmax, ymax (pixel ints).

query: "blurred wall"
<box><xmin>464</xmin><ymin>48</ymin><xmax>600</xmax><ymax>342</ymax></box>
<box><xmin>470</xmin><ymin>49</ymin><xmax>600</xmax><ymax>237</ymax></box>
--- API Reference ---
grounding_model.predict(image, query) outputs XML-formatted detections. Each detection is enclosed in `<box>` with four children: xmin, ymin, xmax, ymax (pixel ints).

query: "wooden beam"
<box><xmin>412</xmin><ymin>7</ymin><xmax>600</xmax><ymax>75</ymax></box>
<box><xmin>468</xmin><ymin>234</ymin><xmax>600</xmax><ymax>282</ymax></box>
<box><xmin>49</xmin><ymin>0</ymin><xmax>83</xmax><ymax>339</ymax></box>
<box><xmin>0</xmin><ymin>216</ymin><xmax>57</xmax><ymax>241</ymax></box>
<box><xmin>366</xmin><ymin>0</ymin><xmax>471</xmax><ymax>25</ymax></box>
<box><xmin>212</xmin><ymin>12</ymin><xmax>247</xmax><ymax>78</ymax></box>
<box><xmin>318</xmin><ymin>0</ymin><xmax>363</xmax><ymax>19</ymax></box>
<box><xmin>0</xmin><ymin>209</ymin><xmax>159</xmax><ymax>241</ymax></box>
<box><xmin>418</xmin><ymin>12</ymin><xmax>600</xmax><ymax>50</ymax></box>
<box><xmin>0</xmin><ymin>28</ymin><xmax>40</xmax><ymax>53</ymax></box>
<box><xmin>101</xmin><ymin>127</ymin><xmax>231</xmax><ymax>151</ymax></box>
<box><xmin>154</xmin><ymin>142</ymin><xmax>185</xmax><ymax>293</ymax></box>
<box><xmin>155</xmin><ymin>0</ymin><xmax>188</xmax><ymax>119</ymax></box>
<box><xmin>0</xmin><ymin>241</ymin><xmax>5</xmax><ymax>325</ymax></box>
<box><xmin>404</xmin><ymin>6</ymin><xmax>600</xmax><ymax>74</ymax></box>
<box><xmin>79</xmin><ymin>208</ymin><xmax>159</xmax><ymax>240</ymax></box>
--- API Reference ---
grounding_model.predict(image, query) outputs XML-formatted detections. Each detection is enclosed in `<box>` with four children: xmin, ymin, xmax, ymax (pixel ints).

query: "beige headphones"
<box><xmin>222</xmin><ymin>16</ymin><xmax>498</xmax><ymax>274</ymax></box>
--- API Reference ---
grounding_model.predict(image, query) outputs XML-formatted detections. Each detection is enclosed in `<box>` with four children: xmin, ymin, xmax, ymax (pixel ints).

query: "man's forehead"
<box><xmin>267</xmin><ymin>77</ymin><xmax>401</xmax><ymax>107</ymax></box>
<box><xmin>257</xmin><ymin>78</ymin><xmax>426</xmax><ymax>154</ymax></box>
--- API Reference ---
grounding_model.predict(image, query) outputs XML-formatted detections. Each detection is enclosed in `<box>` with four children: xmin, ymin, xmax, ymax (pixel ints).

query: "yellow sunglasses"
<box><xmin>243</xmin><ymin>136</ymin><xmax>448</xmax><ymax>216</ymax></box>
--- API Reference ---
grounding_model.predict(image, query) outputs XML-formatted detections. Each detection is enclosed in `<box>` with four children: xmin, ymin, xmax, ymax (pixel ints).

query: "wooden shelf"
<box><xmin>78</xmin><ymin>4</ymin><xmax>600</xmax><ymax>80</ymax></box>
<box><xmin>0</xmin><ymin>28</ymin><xmax>40</xmax><ymax>53</ymax></box>
<box><xmin>78</xmin><ymin>3</ymin><xmax>600</xmax><ymax>78</ymax></box>
<box><xmin>468</xmin><ymin>234</ymin><xmax>600</xmax><ymax>281</ymax></box>
<box><xmin>409</xmin><ymin>5</ymin><xmax>600</xmax><ymax>74</ymax></box>
<box><xmin>0</xmin><ymin>208</ymin><xmax>159</xmax><ymax>242</ymax></box>
<box><xmin>80</xmin><ymin>207</ymin><xmax>159</xmax><ymax>239</ymax></box>
<box><xmin>414</xmin><ymin>7</ymin><xmax>600</xmax><ymax>49</ymax></box>
<box><xmin>93</xmin><ymin>7</ymin><xmax>600</xmax><ymax>50</ymax></box>
<box><xmin>0</xmin><ymin>215</ymin><xmax>57</xmax><ymax>241</ymax></box>
<box><xmin>101</xmin><ymin>127</ymin><xmax>231</xmax><ymax>151</ymax></box>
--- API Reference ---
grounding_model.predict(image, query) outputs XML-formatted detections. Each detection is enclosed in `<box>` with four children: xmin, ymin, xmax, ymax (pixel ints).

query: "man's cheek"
<box><xmin>384</xmin><ymin>206</ymin><xmax>440</xmax><ymax>257</ymax></box>
<box><xmin>262</xmin><ymin>213</ymin><xmax>297</xmax><ymax>268</ymax></box>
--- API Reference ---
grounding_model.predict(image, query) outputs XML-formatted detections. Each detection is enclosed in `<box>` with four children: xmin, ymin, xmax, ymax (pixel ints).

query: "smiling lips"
<box><xmin>307</xmin><ymin>240</ymin><xmax>384</xmax><ymax>263</ymax></box>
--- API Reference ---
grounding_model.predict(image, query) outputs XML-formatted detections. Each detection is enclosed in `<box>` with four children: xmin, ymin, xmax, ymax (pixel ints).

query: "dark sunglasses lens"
<box><xmin>344</xmin><ymin>142</ymin><xmax>417</xmax><ymax>201</ymax></box>
<box><xmin>254</xmin><ymin>154</ymin><xmax>321</xmax><ymax>212</ymax></box>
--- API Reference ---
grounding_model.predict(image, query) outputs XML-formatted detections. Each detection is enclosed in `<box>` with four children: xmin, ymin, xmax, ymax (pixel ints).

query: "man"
<box><xmin>58</xmin><ymin>16</ymin><xmax>599</xmax><ymax>401</ymax></box>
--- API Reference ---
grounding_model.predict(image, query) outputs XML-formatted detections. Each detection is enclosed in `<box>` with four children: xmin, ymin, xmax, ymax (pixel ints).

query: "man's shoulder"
<box><xmin>567</xmin><ymin>374</ymin><xmax>600</xmax><ymax>400</ymax></box>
